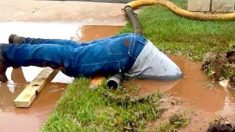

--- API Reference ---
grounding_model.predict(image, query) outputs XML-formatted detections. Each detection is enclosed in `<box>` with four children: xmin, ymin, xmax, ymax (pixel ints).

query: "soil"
<box><xmin>202</xmin><ymin>51</ymin><xmax>235</xmax><ymax>89</ymax></box>
<box><xmin>123</xmin><ymin>55</ymin><xmax>235</xmax><ymax>131</ymax></box>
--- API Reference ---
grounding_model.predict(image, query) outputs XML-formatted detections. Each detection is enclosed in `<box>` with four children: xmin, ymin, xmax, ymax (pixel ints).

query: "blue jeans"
<box><xmin>2</xmin><ymin>33</ymin><xmax>146</xmax><ymax>77</ymax></box>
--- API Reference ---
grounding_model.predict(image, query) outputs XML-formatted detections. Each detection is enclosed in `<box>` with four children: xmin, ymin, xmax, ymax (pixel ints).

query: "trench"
<box><xmin>0</xmin><ymin>24</ymin><xmax>234</xmax><ymax>131</ymax></box>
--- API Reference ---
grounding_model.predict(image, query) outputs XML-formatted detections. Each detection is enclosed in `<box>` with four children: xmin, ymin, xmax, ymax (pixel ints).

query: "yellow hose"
<box><xmin>127</xmin><ymin>0</ymin><xmax>235</xmax><ymax>21</ymax></box>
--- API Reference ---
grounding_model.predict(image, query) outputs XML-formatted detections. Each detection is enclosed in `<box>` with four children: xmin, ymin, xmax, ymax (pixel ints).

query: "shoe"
<box><xmin>8</xmin><ymin>34</ymin><xmax>25</xmax><ymax>44</ymax></box>
<box><xmin>0</xmin><ymin>44</ymin><xmax>8</xmax><ymax>82</ymax></box>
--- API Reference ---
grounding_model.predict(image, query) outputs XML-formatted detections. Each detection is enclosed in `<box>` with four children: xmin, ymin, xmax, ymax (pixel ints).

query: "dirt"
<box><xmin>202</xmin><ymin>51</ymin><xmax>235</xmax><ymax>88</ymax></box>
<box><xmin>123</xmin><ymin>55</ymin><xmax>235</xmax><ymax>131</ymax></box>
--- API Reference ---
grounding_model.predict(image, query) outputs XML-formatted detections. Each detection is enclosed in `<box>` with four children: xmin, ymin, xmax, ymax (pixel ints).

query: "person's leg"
<box><xmin>2</xmin><ymin>33</ymin><xmax>144</xmax><ymax>80</ymax></box>
<box><xmin>2</xmin><ymin>44</ymin><xmax>73</xmax><ymax>70</ymax></box>
<box><xmin>64</xmin><ymin>33</ymin><xmax>145</xmax><ymax>77</ymax></box>
<box><xmin>9</xmin><ymin>34</ymin><xmax>79</xmax><ymax>48</ymax></box>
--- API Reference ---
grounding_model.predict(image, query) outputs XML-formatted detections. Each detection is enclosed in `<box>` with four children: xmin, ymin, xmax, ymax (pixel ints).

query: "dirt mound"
<box><xmin>207</xmin><ymin>118</ymin><xmax>235</xmax><ymax>132</ymax></box>
<box><xmin>202</xmin><ymin>51</ymin><xmax>235</xmax><ymax>89</ymax></box>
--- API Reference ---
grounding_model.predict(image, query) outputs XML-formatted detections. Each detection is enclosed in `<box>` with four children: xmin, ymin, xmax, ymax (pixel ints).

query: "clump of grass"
<box><xmin>156</xmin><ymin>112</ymin><xmax>190</xmax><ymax>132</ymax></box>
<box><xmin>42</xmin><ymin>78</ymin><xmax>163</xmax><ymax>132</ymax></box>
<box><xmin>120</xmin><ymin>0</ymin><xmax>235</xmax><ymax>61</ymax></box>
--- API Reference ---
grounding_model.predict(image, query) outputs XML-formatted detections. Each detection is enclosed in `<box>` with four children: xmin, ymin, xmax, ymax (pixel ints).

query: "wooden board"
<box><xmin>14</xmin><ymin>67</ymin><xmax>58</xmax><ymax>107</ymax></box>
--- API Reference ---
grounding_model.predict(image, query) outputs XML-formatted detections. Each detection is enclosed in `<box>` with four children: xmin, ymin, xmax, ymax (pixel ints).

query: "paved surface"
<box><xmin>52</xmin><ymin>0</ymin><xmax>131</xmax><ymax>3</ymax></box>
<box><xmin>0</xmin><ymin>0</ymin><xmax>127</xmax><ymax>25</ymax></box>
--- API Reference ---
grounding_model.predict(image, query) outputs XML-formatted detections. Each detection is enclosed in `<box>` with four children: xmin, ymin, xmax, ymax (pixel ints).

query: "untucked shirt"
<box><xmin>126</xmin><ymin>40</ymin><xmax>183</xmax><ymax>80</ymax></box>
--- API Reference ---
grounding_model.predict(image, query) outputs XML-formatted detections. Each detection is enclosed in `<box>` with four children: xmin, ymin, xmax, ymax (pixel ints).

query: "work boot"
<box><xmin>8</xmin><ymin>34</ymin><xmax>25</xmax><ymax>44</ymax></box>
<box><xmin>0</xmin><ymin>44</ymin><xmax>8</xmax><ymax>82</ymax></box>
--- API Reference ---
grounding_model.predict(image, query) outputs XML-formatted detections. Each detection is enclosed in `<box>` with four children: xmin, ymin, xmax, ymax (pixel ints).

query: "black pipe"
<box><xmin>123</xmin><ymin>6</ymin><xmax>142</xmax><ymax>35</ymax></box>
<box><xmin>106</xmin><ymin>6</ymin><xmax>142</xmax><ymax>89</ymax></box>
<box><xmin>106</xmin><ymin>73</ymin><xmax>123</xmax><ymax>89</ymax></box>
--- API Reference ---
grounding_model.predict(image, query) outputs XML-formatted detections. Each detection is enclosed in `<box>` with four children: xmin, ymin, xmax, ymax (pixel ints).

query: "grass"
<box><xmin>156</xmin><ymin>112</ymin><xmax>190</xmax><ymax>132</ymax></box>
<box><xmin>42</xmin><ymin>78</ymin><xmax>163</xmax><ymax>132</ymax></box>
<box><xmin>43</xmin><ymin>0</ymin><xmax>235</xmax><ymax>131</ymax></box>
<box><xmin>120</xmin><ymin>0</ymin><xmax>235</xmax><ymax>61</ymax></box>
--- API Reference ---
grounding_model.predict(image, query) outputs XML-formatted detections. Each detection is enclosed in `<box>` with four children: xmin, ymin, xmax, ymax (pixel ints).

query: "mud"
<box><xmin>1</xmin><ymin>23</ymin><xmax>234</xmax><ymax>131</ymax></box>
<box><xmin>124</xmin><ymin>56</ymin><xmax>235</xmax><ymax>113</ymax></box>
<box><xmin>124</xmin><ymin>55</ymin><xmax>235</xmax><ymax>131</ymax></box>
<box><xmin>79</xmin><ymin>25</ymin><xmax>122</xmax><ymax>42</ymax></box>
<box><xmin>0</xmin><ymin>24</ymin><xmax>122</xmax><ymax>132</ymax></box>
<box><xmin>0</xmin><ymin>68</ymin><xmax>67</xmax><ymax>132</ymax></box>
<box><xmin>202</xmin><ymin>51</ymin><xmax>235</xmax><ymax>88</ymax></box>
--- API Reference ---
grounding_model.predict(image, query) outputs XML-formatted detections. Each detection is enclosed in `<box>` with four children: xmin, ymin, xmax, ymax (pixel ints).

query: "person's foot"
<box><xmin>0</xmin><ymin>68</ymin><xmax>7</xmax><ymax>83</ymax></box>
<box><xmin>0</xmin><ymin>44</ymin><xmax>8</xmax><ymax>83</ymax></box>
<box><xmin>8</xmin><ymin>34</ymin><xmax>25</xmax><ymax>44</ymax></box>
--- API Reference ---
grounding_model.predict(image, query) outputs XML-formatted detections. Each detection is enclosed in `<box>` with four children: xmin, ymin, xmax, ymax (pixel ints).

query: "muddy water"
<box><xmin>0</xmin><ymin>68</ymin><xmax>67</xmax><ymax>132</ymax></box>
<box><xmin>0</xmin><ymin>24</ymin><xmax>122</xmax><ymax>132</ymax></box>
<box><xmin>124</xmin><ymin>56</ymin><xmax>235</xmax><ymax>114</ymax></box>
<box><xmin>79</xmin><ymin>25</ymin><xmax>122</xmax><ymax>42</ymax></box>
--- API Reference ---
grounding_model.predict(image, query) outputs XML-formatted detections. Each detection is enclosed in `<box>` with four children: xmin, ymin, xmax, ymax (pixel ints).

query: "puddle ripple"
<box><xmin>124</xmin><ymin>55</ymin><xmax>235</xmax><ymax>114</ymax></box>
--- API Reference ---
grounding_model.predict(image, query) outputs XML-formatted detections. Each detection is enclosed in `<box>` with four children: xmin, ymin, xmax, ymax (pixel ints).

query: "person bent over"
<box><xmin>0</xmin><ymin>33</ymin><xmax>182</xmax><ymax>82</ymax></box>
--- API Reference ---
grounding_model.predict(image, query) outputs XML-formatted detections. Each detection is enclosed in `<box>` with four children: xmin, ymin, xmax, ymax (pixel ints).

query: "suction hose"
<box><xmin>127</xmin><ymin>0</ymin><xmax>235</xmax><ymax>21</ymax></box>
<box><xmin>107</xmin><ymin>0</ymin><xmax>235</xmax><ymax>89</ymax></box>
<box><xmin>106</xmin><ymin>6</ymin><xmax>142</xmax><ymax>89</ymax></box>
<box><xmin>123</xmin><ymin>6</ymin><xmax>142</xmax><ymax>34</ymax></box>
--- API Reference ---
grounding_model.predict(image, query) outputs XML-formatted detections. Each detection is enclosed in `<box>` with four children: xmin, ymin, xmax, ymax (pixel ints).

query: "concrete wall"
<box><xmin>188</xmin><ymin>0</ymin><xmax>235</xmax><ymax>13</ymax></box>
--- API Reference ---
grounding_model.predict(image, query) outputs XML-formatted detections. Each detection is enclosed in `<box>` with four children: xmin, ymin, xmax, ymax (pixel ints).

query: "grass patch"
<box><xmin>42</xmin><ymin>78</ymin><xmax>163</xmax><ymax>131</ymax></box>
<box><xmin>156</xmin><ymin>112</ymin><xmax>190</xmax><ymax>132</ymax></box>
<box><xmin>120</xmin><ymin>0</ymin><xmax>235</xmax><ymax>61</ymax></box>
<box><xmin>43</xmin><ymin>0</ymin><xmax>235</xmax><ymax>131</ymax></box>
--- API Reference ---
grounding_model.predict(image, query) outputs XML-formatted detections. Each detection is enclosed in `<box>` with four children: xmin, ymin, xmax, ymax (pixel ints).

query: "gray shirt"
<box><xmin>126</xmin><ymin>40</ymin><xmax>183</xmax><ymax>80</ymax></box>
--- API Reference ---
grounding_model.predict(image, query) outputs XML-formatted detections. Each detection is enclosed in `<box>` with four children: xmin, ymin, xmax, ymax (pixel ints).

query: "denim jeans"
<box><xmin>2</xmin><ymin>33</ymin><xmax>146</xmax><ymax>77</ymax></box>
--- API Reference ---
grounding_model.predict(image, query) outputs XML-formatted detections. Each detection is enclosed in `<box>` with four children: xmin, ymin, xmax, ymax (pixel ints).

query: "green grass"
<box><xmin>43</xmin><ymin>0</ymin><xmax>235</xmax><ymax>131</ymax></box>
<box><xmin>120</xmin><ymin>0</ymin><xmax>235</xmax><ymax>61</ymax></box>
<box><xmin>42</xmin><ymin>78</ymin><xmax>163</xmax><ymax>132</ymax></box>
<box><xmin>156</xmin><ymin>112</ymin><xmax>190</xmax><ymax>132</ymax></box>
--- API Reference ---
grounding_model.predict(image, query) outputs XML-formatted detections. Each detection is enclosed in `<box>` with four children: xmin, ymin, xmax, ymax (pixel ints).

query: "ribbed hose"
<box><xmin>123</xmin><ymin>6</ymin><xmax>142</xmax><ymax>34</ymax></box>
<box><xmin>106</xmin><ymin>6</ymin><xmax>142</xmax><ymax>89</ymax></box>
<box><xmin>128</xmin><ymin>0</ymin><xmax>235</xmax><ymax>21</ymax></box>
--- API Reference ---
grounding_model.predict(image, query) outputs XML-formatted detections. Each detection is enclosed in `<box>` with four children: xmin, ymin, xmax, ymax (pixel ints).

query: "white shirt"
<box><xmin>126</xmin><ymin>40</ymin><xmax>183</xmax><ymax>80</ymax></box>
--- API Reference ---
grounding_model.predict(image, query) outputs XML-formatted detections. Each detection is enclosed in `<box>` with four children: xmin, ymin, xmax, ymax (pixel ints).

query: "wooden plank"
<box><xmin>14</xmin><ymin>67</ymin><xmax>59</xmax><ymax>107</ymax></box>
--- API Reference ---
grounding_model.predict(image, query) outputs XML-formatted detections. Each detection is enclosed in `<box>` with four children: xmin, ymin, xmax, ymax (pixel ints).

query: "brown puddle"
<box><xmin>1</xmin><ymin>24</ymin><xmax>234</xmax><ymax>131</ymax></box>
<box><xmin>124</xmin><ymin>56</ymin><xmax>235</xmax><ymax>114</ymax></box>
<box><xmin>79</xmin><ymin>25</ymin><xmax>122</xmax><ymax>42</ymax></box>
<box><xmin>0</xmin><ymin>25</ymin><xmax>122</xmax><ymax>132</ymax></box>
<box><xmin>0</xmin><ymin>68</ymin><xmax>67</xmax><ymax>132</ymax></box>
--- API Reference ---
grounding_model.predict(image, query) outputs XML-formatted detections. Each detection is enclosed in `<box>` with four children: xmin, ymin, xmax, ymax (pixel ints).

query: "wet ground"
<box><xmin>0</xmin><ymin>23</ymin><xmax>122</xmax><ymax>132</ymax></box>
<box><xmin>124</xmin><ymin>55</ymin><xmax>235</xmax><ymax>131</ymax></box>
<box><xmin>80</xmin><ymin>25</ymin><xmax>235</xmax><ymax>131</ymax></box>
<box><xmin>124</xmin><ymin>56</ymin><xmax>235</xmax><ymax>114</ymax></box>
<box><xmin>0</xmin><ymin>24</ymin><xmax>235</xmax><ymax>131</ymax></box>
